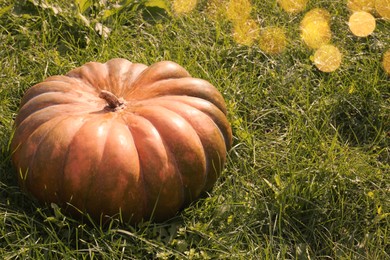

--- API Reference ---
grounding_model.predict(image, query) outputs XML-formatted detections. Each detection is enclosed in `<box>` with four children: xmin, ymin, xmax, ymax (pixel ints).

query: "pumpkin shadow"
<box><xmin>0</xmin><ymin>148</ymin><xmax>39</xmax><ymax>216</ymax></box>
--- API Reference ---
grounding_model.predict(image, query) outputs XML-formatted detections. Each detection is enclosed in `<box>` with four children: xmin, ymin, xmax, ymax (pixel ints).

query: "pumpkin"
<box><xmin>10</xmin><ymin>58</ymin><xmax>232</xmax><ymax>223</ymax></box>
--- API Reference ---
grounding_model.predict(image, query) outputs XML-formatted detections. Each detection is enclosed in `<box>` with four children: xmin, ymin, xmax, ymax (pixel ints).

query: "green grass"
<box><xmin>1</xmin><ymin>0</ymin><xmax>389</xmax><ymax>258</ymax></box>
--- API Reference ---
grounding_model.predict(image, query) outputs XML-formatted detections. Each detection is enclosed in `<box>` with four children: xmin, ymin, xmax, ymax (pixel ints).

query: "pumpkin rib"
<box><xmin>121</xmin><ymin>112</ymin><xmax>186</xmax><ymax>221</ymax></box>
<box><xmin>142</xmin><ymin>95</ymin><xmax>232</xmax><ymax>150</ymax></box>
<box><xmin>126</xmin><ymin>77</ymin><xmax>227</xmax><ymax>115</ymax></box>
<box><xmin>16</xmin><ymin>93</ymin><xmax>96</xmax><ymax>127</ymax></box>
<box><xmin>141</xmin><ymin>99</ymin><xmax>227</xmax><ymax>193</ymax></box>
<box><xmin>21</xmin><ymin>79</ymin><xmax>98</xmax><ymax>107</ymax></box>
<box><xmin>11</xmin><ymin>104</ymin><xmax>94</xmax><ymax>159</ymax></box>
<box><xmin>129</xmin><ymin>61</ymin><xmax>191</xmax><ymax>91</ymax></box>
<box><xmin>82</xmin><ymin>115</ymin><xmax>115</xmax><ymax>218</ymax></box>
<box><xmin>104</xmin><ymin>59</ymin><xmax>148</xmax><ymax>97</ymax></box>
<box><xmin>57</xmin><ymin>114</ymin><xmax>96</xmax><ymax>215</ymax></box>
<box><xmin>113</xmin><ymin>117</ymin><xmax>143</xmax><ymax>219</ymax></box>
<box><xmin>66</xmin><ymin>61</ymin><xmax>110</xmax><ymax>92</ymax></box>
<box><xmin>13</xmin><ymin>107</ymin><xmax>68</xmax><ymax>146</ymax></box>
<box><xmin>61</xmin><ymin>114</ymin><xmax>113</xmax><ymax>217</ymax></box>
<box><xmin>151</xmin><ymin>127</ymin><xmax>187</xmax><ymax>218</ymax></box>
<box><xmin>15</xmin><ymin>103</ymin><xmax>98</xmax><ymax>128</ymax></box>
<box><xmin>133</xmin><ymin>105</ymin><xmax>207</xmax><ymax>208</ymax></box>
<box><xmin>120</xmin><ymin>113</ymin><xmax>155</xmax><ymax>221</ymax></box>
<box><xmin>104</xmin><ymin>60</ymin><xmax>127</xmax><ymax>95</ymax></box>
<box><xmin>66</xmin><ymin>59</ymin><xmax>149</xmax><ymax>97</ymax></box>
<box><xmin>118</xmin><ymin>123</ymin><xmax>148</xmax><ymax>223</ymax></box>
<box><xmin>82</xmin><ymin>115</ymin><xmax>145</xmax><ymax>220</ymax></box>
<box><xmin>15</xmin><ymin>114</ymin><xmax>78</xmax><ymax>194</ymax></box>
<box><xmin>30</xmin><ymin>116</ymin><xmax>87</xmax><ymax>205</ymax></box>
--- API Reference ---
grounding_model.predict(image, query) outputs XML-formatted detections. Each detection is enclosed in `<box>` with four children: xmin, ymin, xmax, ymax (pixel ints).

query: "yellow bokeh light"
<box><xmin>347</xmin><ymin>0</ymin><xmax>375</xmax><ymax>12</ymax></box>
<box><xmin>226</xmin><ymin>0</ymin><xmax>252</xmax><ymax>23</ymax></box>
<box><xmin>301</xmin><ymin>8</ymin><xmax>331</xmax><ymax>27</ymax></box>
<box><xmin>277</xmin><ymin>0</ymin><xmax>308</xmax><ymax>13</ymax></box>
<box><xmin>258</xmin><ymin>27</ymin><xmax>288</xmax><ymax>54</ymax></box>
<box><xmin>383</xmin><ymin>49</ymin><xmax>390</xmax><ymax>75</ymax></box>
<box><xmin>232</xmin><ymin>19</ymin><xmax>260</xmax><ymax>46</ymax></box>
<box><xmin>172</xmin><ymin>0</ymin><xmax>198</xmax><ymax>14</ymax></box>
<box><xmin>301</xmin><ymin>20</ymin><xmax>332</xmax><ymax>49</ymax></box>
<box><xmin>314</xmin><ymin>44</ymin><xmax>342</xmax><ymax>72</ymax></box>
<box><xmin>349</xmin><ymin>11</ymin><xmax>376</xmax><ymax>37</ymax></box>
<box><xmin>300</xmin><ymin>8</ymin><xmax>332</xmax><ymax>49</ymax></box>
<box><xmin>375</xmin><ymin>0</ymin><xmax>390</xmax><ymax>20</ymax></box>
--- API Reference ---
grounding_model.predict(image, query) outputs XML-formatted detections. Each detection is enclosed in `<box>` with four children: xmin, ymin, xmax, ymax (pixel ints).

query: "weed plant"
<box><xmin>0</xmin><ymin>0</ymin><xmax>389</xmax><ymax>259</ymax></box>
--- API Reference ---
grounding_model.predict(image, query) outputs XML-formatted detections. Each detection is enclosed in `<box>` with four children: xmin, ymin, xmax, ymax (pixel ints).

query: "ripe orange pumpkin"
<box><xmin>10</xmin><ymin>58</ymin><xmax>232</xmax><ymax>223</ymax></box>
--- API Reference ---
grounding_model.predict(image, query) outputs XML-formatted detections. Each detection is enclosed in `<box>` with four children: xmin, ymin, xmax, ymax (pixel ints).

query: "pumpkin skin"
<box><xmin>10</xmin><ymin>58</ymin><xmax>232</xmax><ymax>223</ymax></box>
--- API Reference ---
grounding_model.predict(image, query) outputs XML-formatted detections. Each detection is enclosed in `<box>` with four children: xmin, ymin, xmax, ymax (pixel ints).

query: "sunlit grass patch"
<box><xmin>172</xmin><ymin>0</ymin><xmax>198</xmax><ymax>14</ymax></box>
<box><xmin>348</xmin><ymin>11</ymin><xmax>376</xmax><ymax>37</ymax></box>
<box><xmin>383</xmin><ymin>49</ymin><xmax>390</xmax><ymax>75</ymax></box>
<box><xmin>226</xmin><ymin>0</ymin><xmax>252</xmax><ymax>22</ymax></box>
<box><xmin>277</xmin><ymin>0</ymin><xmax>308</xmax><ymax>13</ymax></box>
<box><xmin>313</xmin><ymin>44</ymin><xmax>342</xmax><ymax>72</ymax></box>
<box><xmin>375</xmin><ymin>0</ymin><xmax>390</xmax><ymax>19</ymax></box>
<box><xmin>232</xmin><ymin>19</ymin><xmax>259</xmax><ymax>46</ymax></box>
<box><xmin>258</xmin><ymin>26</ymin><xmax>287</xmax><ymax>54</ymax></box>
<box><xmin>347</xmin><ymin>0</ymin><xmax>376</xmax><ymax>12</ymax></box>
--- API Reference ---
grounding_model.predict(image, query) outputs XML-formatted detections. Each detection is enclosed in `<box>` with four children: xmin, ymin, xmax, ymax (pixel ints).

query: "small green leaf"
<box><xmin>0</xmin><ymin>4</ymin><xmax>13</xmax><ymax>18</ymax></box>
<box><xmin>144</xmin><ymin>0</ymin><xmax>169</xmax><ymax>11</ymax></box>
<box><xmin>44</xmin><ymin>216</ymin><xmax>58</xmax><ymax>223</ymax></box>
<box><xmin>102</xmin><ymin>8</ymin><xmax>118</xmax><ymax>20</ymax></box>
<box><xmin>75</xmin><ymin>0</ymin><xmax>92</xmax><ymax>14</ymax></box>
<box><xmin>263</xmin><ymin>178</ymin><xmax>280</xmax><ymax>195</ymax></box>
<box><xmin>142</xmin><ymin>0</ymin><xmax>171</xmax><ymax>19</ymax></box>
<box><xmin>102</xmin><ymin>0</ymin><xmax>140</xmax><ymax>20</ymax></box>
<box><xmin>274</xmin><ymin>174</ymin><xmax>282</xmax><ymax>188</ymax></box>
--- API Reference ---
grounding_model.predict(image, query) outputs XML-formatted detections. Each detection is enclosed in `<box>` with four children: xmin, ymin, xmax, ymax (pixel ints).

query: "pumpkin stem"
<box><xmin>99</xmin><ymin>90</ymin><xmax>124</xmax><ymax>109</ymax></box>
